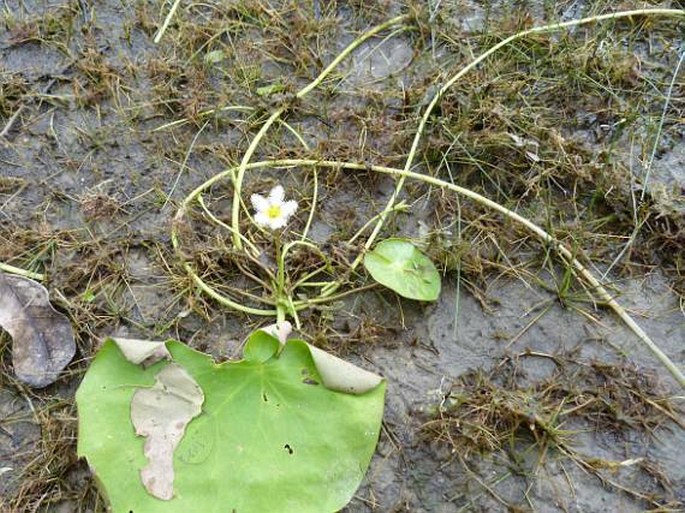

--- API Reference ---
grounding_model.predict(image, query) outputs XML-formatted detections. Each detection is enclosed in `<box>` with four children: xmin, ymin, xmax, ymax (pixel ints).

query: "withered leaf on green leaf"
<box><xmin>131</xmin><ymin>363</ymin><xmax>204</xmax><ymax>500</ymax></box>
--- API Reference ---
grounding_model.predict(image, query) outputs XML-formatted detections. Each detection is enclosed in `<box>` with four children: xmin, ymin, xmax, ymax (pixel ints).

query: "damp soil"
<box><xmin>1</xmin><ymin>1</ymin><xmax>684</xmax><ymax>512</ymax></box>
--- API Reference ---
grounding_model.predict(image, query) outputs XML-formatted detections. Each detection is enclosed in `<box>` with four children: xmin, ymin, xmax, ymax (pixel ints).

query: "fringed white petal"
<box><xmin>254</xmin><ymin>211</ymin><xmax>270</xmax><ymax>227</ymax></box>
<box><xmin>267</xmin><ymin>216</ymin><xmax>287</xmax><ymax>230</ymax></box>
<box><xmin>251</xmin><ymin>194</ymin><xmax>269</xmax><ymax>211</ymax></box>
<box><xmin>269</xmin><ymin>185</ymin><xmax>285</xmax><ymax>204</ymax></box>
<box><xmin>281</xmin><ymin>200</ymin><xmax>298</xmax><ymax>218</ymax></box>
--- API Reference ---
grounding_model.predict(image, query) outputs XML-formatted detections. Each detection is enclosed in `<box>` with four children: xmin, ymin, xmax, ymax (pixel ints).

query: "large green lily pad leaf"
<box><xmin>76</xmin><ymin>334</ymin><xmax>385</xmax><ymax>513</ymax></box>
<box><xmin>364</xmin><ymin>238</ymin><xmax>441</xmax><ymax>301</ymax></box>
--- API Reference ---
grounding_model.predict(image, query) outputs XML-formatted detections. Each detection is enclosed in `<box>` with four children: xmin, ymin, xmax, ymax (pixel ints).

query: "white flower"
<box><xmin>250</xmin><ymin>185</ymin><xmax>298</xmax><ymax>230</ymax></box>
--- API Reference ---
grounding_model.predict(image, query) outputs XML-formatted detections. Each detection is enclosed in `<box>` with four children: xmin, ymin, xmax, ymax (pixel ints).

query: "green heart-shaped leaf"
<box><xmin>364</xmin><ymin>238</ymin><xmax>441</xmax><ymax>301</ymax></box>
<box><xmin>76</xmin><ymin>335</ymin><xmax>385</xmax><ymax>513</ymax></box>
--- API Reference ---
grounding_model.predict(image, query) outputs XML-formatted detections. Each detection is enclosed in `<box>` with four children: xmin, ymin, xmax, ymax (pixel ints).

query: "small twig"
<box><xmin>153</xmin><ymin>105</ymin><xmax>253</xmax><ymax>132</ymax></box>
<box><xmin>153</xmin><ymin>0</ymin><xmax>182</xmax><ymax>44</ymax></box>
<box><xmin>0</xmin><ymin>105</ymin><xmax>24</xmax><ymax>138</ymax></box>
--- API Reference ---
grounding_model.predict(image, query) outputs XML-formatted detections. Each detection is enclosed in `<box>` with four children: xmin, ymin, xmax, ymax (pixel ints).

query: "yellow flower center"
<box><xmin>266</xmin><ymin>205</ymin><xmax>282</xmax><ymax>220</ymax></box>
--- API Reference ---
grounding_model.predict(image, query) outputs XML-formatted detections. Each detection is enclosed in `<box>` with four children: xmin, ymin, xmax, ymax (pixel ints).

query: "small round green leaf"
<box><xmin>76</xmin><ymin>337</ymin><xmax>385</xmax><ymax>513</ymax></box>
<box><xmin>364</xmin><ymin>238</ymin><xmax>441</xmax><ymax>301</ymax></box>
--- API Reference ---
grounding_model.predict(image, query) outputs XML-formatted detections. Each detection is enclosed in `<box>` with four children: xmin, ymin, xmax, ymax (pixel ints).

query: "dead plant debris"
<box><xmin>423</xmin><ymin>352</ymin><xmax>683</xmax><ymax>510</ymax></box>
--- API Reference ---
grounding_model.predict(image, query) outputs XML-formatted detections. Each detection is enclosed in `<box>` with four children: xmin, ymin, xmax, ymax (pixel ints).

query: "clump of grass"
<box><xmin>413</xmin><ymin>7</ymin><xmax>685</xmax><ymax>299</ymax></box>
<box><xmin>0</xmin><ymin>372</ymin><xmax>103</xmax><ymax>512</ymax></box>
<box><xmin>423</xmin><ymin>351</ymin><xmax>683</xmax><ymax>509</ymax></box>
<box><xmin>0</xmin><ymin>75</ymin><xmax>28</xmax><ymax>119</ymax></box>
<box><xmin>2</xmin><ymin>4</ymin><xmax>76</xmax><ymax>48</ymax></box>
<box><xmin>72</xmin><ymin>43</ymin><xmax>123</xmax><ymax>106</ymax></box>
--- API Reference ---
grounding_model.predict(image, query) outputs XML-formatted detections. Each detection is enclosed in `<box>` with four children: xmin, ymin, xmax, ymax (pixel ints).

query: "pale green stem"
<box><xmin>172</xmin><ymin>201</ymin><xmax>276</xmax><ymax>316</ymax></box>
<box><xmin>295</xmin><ymin>15</ymin><xmax>410</xmax><ymax>100</ymax></box>
<box><xmin>274</xmin><ymin>233</ymin><xmax>285</xmax><ymax>323</ymax></box>
<box><xmin>301</xmin><ymin>168</ymin><xmax>318</xmax><ymax>242</ymax></box>
<box><xmin>347</xmin><ymin>201</ymin><xmax>407</xmax><ymax>245</ymax></box>
<box><xmin>299</xmin><ymin>283</ymin><xmax>379</xmax><ymax>305</ymax></box>
<box><xmin>197</xmin><ymin>194</ymin><xmax>261</xmax><ymax>258</ymax></box>
<box><xmin>286</xmin><ymin>294</ymin><xmax>300</xmax><ymax>329</ymax></box>
<box><xmin>276</xmin><ymin>305</ymin><xmax>286</xmax><ymax>323</ymax></box>
<box><xmin>279</xmin><ymin>119</ymin><xmax>311</xmax><ymax>151</ymax></box>
<box><xmin>0</xmin><ymin>263</ymin><xmax>44</xmax><ymax>281</ymax></box>
<box><xmin>356</xmin><ymin>8</ymin><xmax>685</xmax><ymax>271</ymax></box>
<box><xmin>231</xmin><ymin>108</ymin><xmax>286</xmax><ymax>249</ymax></box>
<box><xmin>174</xmin><ymin>157</ymin><xmax>685</xmax><ymax>386</ymax></box>
<box><xmin>296</xmin><ymin>281</ymin><xmax>335</xmax><ymax>288</ymax></box>
<box><xmin>229</xmin><ymin>14</ymin><xmax>410</xmax><ymax>249</ymax></box>
<box><xmin>184</xmin><ymin>259</ymin><xmax>276</xmax><ymax>316</ymax></box>
<box><xmin>281</xmin><ymin>240</ymin><xmax>324</xmax><ymax>258</ymax></box>
<box><xmin>276</xmin><ymin>120</ymin><xmax>317</xmax><ymax>242</ymax></box>
<box><xmin>278</xmin><ymin>239</ymin><xmax>323</xmax><ymax>297</ymax></box>
<box><xmin>293</xmin><ymin>268</ymin><xmax>330</xmax><ymax>290</ymax></box>
<box><xmin>154</xmin><ymin>0</ymin><xmax>182</xmax><ymax>44</ymax></box>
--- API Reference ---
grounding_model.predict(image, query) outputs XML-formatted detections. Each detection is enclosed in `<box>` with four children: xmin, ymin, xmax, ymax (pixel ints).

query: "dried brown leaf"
<box><xmin>131</xmin><ymin>363</ymin><xmax>204</xmax><ymax>500</ymax></box>
<box><xmin>112</xmin><ymin>337</ymin><xmax>171</xmax><ymax>367</ymax></box>
<box><xmin>306</xmin><ymin>344</ymin><xmax>383</xmax><ymax>394</ymax></box>
<box><xmin>0</xmin><ymin>273</ymin><xmax>75</xmax><ymax>387</ymax></box>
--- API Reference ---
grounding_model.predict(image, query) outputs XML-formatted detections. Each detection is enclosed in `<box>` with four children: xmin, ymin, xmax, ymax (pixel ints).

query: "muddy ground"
<box><xmin>1</xmin><ymin>1</ymin><xmax>684</xmax><ymax>512</ymax></box>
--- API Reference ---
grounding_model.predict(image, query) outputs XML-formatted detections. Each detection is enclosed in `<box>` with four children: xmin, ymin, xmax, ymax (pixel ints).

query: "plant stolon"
<box><xmin>1</xmin><ymin>6</ymin><xmax>681</xmax><ymax>512</ymax></box>
<box><xmin>168</xmin><ymin>8</ymin><xmax>685</xmax><ymax>386</ymax></box>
